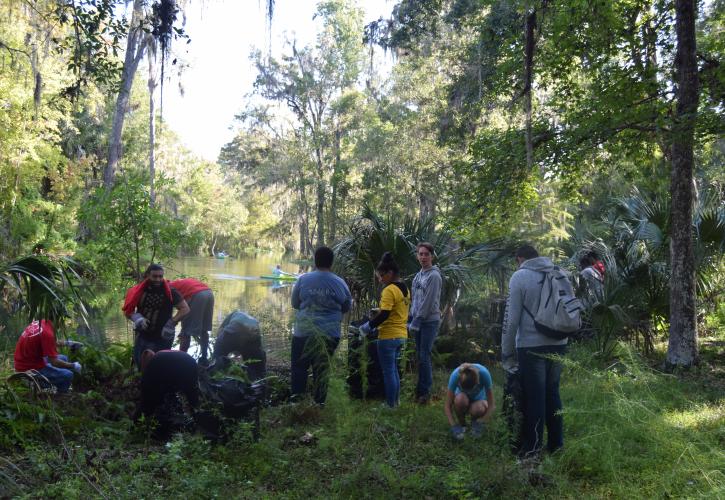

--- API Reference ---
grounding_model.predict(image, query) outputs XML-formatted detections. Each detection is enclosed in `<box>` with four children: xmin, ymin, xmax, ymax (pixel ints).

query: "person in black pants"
<box><xmin>137</xmin><ymin>349</ymin><xmax>200</xmax><ymax>419</ymax></box>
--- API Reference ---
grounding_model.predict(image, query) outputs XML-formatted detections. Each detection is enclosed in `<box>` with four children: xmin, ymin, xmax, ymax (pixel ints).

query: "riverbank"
<box><xmin>0</xmin><ymin>339</ymin><xmax>722</xmax><ymax>498</ymax></box>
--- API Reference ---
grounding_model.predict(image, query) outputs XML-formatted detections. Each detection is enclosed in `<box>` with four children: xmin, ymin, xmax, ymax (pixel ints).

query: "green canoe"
<box><xmin>260</xmin><ymin>274</ymin><xmax>298</xmax><ymax>281</ymax></box>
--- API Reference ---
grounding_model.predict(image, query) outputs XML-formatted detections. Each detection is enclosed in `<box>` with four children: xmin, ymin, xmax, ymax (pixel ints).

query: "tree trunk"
<box><xmin>316</xmin><ymin>179</ymin><xmax>325</xmax><ymax>247</ymax></box>
<box><xmin>148</xmin><ymin>41</ymin><xmax>158</xmax><ymax>207</ymax></box>
<box><xmin>315</xmin><ymin>146</ymin><xmax>325</xmax><ymax>247</ymax></box>
<box><xmin>329</xmin><ymin>128</ymin><xmax>341</xmax><ymax>243</ymax></box>
<box><xmin>104</xmin><ymin>0</ymin><xmax>147</xmax><ymax>190</ymax></box>
<box><xmin>666</xmin><ymin>0</ymin><xmax>699</xmax><ymax>369</ymax></box>
<box><xmin>296</xmin><ymin>164</ymin><xmax>311</xmax><ymax>256</ymax></box>
<box><xmin>524</xmin><ymin>9</ymin><xmax>536</xmax><ymax>174</ymax></box>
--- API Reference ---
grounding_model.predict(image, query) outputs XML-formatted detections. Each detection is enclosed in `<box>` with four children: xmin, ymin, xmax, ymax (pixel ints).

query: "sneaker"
<box><xmin>416</xmin><ymin>395</ymin><xmax>430</xmax><ymax>405</ymax></box>
<box><xmin>470</xmin><ymin>421</ymin><xmax>485</xmax><ymax>438</ymax></box>
<box><xmin>451</xmin><ymin>425</ymin><xmax>465</xmax><ymax>440</ymax></box>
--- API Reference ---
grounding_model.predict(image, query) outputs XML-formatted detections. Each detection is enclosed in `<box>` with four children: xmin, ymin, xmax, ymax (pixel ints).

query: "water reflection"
<box><xmin>101</xmin><ymin>256</ymin><xmax>301</xmax><ymax>360</ymax></box>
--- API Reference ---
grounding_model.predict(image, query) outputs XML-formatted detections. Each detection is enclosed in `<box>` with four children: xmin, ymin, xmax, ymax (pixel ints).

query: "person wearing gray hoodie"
<box><xmin>409</xmin><ymin>242</ymin><xmax>443</xmax><ymax>403</ymax></box>
<box><xmin>501</xmin><ymin>245</ymin><xmax>567</xmax><ymax>456</ymax></box>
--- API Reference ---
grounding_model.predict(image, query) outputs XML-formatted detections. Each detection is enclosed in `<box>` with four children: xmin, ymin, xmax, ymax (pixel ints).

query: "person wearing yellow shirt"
<box><xmin>360</xmin><ymin>252</ymin><xmax>410</xmax><ymax>408</ymax></box>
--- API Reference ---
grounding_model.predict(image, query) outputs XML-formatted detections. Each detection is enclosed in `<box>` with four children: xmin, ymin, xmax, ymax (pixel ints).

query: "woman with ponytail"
<box><xmin>360</xmin><ymin>252</ymin><xmax>410</xmax><ymax>407</ymax></box>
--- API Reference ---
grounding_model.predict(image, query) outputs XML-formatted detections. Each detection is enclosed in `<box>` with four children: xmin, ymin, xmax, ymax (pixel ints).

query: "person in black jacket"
<box><xmin>137</xmin><ymin>349</ymin><xmax>199</xmax><ymax>419</ymax></box>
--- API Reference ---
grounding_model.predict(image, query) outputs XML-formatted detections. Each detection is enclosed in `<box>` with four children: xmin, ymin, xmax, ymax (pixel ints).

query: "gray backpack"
<box><xmin>524</xmin><ymin>267</ymin><xmax>582</xmax><ymax>340</ymax></box>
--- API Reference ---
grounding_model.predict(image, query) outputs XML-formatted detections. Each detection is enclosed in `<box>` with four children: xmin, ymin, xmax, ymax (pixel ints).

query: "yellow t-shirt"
<box><xmin>377</xmin><ymin>282</ymin><xmax>411</xmax><ymax>340</ymax></box>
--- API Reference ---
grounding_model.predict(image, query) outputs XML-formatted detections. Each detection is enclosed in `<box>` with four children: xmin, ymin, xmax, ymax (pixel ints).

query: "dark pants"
<box><xmin>133</xmin><ymin>333</ymin><xmax>173</xmax><ymax>370</ymax></box>
<box><xmin>291</xmin><ymin>335</ymin><xmax>339</xmax><ymax>404</ymax></box>
<box><xmin>517</xmin><ymin>345</ymin><xmax>566</xmax><ymax>455</ymax></box>
<box><xmin>180</xmin><ymin>289</ymin><xmax>214</xmax><ymax>360</ymax></box>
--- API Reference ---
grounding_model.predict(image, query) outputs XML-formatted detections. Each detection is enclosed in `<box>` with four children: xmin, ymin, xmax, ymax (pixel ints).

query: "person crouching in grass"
<box><xmin>444</xmin><ymin>363</ymin><xmax>494</xmax><ymax>440</ymax></box>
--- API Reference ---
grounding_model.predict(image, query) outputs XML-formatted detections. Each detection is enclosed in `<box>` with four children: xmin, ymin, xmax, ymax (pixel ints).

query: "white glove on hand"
<box><xmin>408</xmin><ymin>317</ymin><xmax>422</xmax><ymax>333</ymax></box>
<box><xmin>161</xmin><ymin>319</ymin><xmax>176</xmax><ymax>340</ymax></box>
<box><xmin>130</xmin><ymin>313</ymin><xmax>149</xmax><ymax>331</ymax></box>
<box><xmin>65</xmin><ymin>340</ymin><xmax>84</xmax><ymax>352</ymax></box>
<box><xmin>359</xmin><ymin>322</ymin><xmax>372</xmax><ymax>336</ymax></box>
<box><xmin>72</xmin><ymin>362</ymin><xmax>82</xmax><ymax>374</ymax></box>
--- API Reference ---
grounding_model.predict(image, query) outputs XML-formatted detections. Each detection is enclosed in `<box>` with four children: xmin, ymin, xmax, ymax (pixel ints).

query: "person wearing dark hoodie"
<box><xmin>501</xmin><ymin>245</ymin><xmax>567</xmax><ymax>457</ymax></box>
<box><xmin>409</xmin><ymin>242</ymin><xmax>443</xmax><ymax>404</ymax></box>
<box><xmin>123</xmin><ymin>264</ymin><xmax>190</xmax><ymax>369</ymax></box>
<box><xmin>360</xmin><ymin>252</ymin><xmax>410</xmax><ymax>408</ymax></box>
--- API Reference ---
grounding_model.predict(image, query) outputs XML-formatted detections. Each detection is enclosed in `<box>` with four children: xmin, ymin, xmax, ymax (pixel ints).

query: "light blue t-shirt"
<box><xmin>291</xmin><ymin>270</ymin><xmax>352</xmax><ymax>338</ymax></box>
<box><xmin>448</xmin><ymin>364</ymin><xmax>493</xmax><ymax>401</ymax></box>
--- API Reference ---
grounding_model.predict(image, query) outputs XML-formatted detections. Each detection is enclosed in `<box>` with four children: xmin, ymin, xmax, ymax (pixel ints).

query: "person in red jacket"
<box><xmin>14</xmin><ymin>320</ymin><xmax>82</xmax><ymax>393</ymax></box>
<box><xmin>169</xmin><ymin>278</ymin><xmax>214</xmax><ymax>363</ymax></box>
<box><xmin>123</xmin><ymin>264</ymin><xmax>189</xmax><ymax>369</ymax></box>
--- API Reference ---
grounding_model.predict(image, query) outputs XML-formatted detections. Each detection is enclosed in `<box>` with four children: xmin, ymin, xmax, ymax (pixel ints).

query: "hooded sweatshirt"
<box><xmin>501</xmin><ymin>256</ymin><xmax>568</xmax><ymax>373</ymax></box>
<box><xmin>410</xmin><ymin>265</ymin><xmax>442</xmax><ymax>323</ymax></box>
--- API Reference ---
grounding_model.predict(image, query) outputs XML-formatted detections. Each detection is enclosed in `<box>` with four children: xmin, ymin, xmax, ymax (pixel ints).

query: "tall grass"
<box><xmin>0</xmin><ymin>337</ymin><xmax>722</xmax><ymax>498</ymax></box>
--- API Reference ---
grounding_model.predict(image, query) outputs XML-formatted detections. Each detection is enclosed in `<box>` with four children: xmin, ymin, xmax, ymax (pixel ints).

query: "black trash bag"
<box><xmin>196</xmin><ymin>375</ymin><xmax>265</xmax><ymax>441</ymax></box>
<box><xmin>151</xmin><ymin>393</ymin><xmax>195</xmax><ymax>441</ymax></box>
<box><xmin>503</xmin><ymin>371</ymin><xmax>524</xmax><ymax>455</ymax></box>
<box><xmin>346</xmin><ymin>318</ymin><xmax>389</xmax><ymax>400</ymax></box>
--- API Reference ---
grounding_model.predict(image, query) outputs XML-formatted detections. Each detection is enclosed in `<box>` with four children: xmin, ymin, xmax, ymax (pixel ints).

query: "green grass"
<box><xmin>0</xmin><ymin>341</ymin><xmax>723</xmax><ymax>499</ymax></box>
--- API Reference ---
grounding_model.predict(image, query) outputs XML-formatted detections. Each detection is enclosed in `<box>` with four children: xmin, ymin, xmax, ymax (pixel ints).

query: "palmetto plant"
<box><xmin>333</xmin><ymin>207</ymin><xmax>511</xmax><ymax>323</ymax></box>
<box><xmin>0</xmin><ymin>255</ymin><xmax>90</xmax><ymax>333</ymax></box>
<box><xmin>570</xmin><ymin>186</ymin><xmax>724</xmax><ymax>353</ymax></box>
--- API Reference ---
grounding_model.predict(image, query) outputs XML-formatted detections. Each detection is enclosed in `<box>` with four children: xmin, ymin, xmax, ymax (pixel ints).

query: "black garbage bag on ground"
<box><xmin>149</xmin><ymin>393</ymin><xmax>195</xmax><ymax>441</ymax></box>
<box><xmin>196</xmin><ymin>373</ymin><xmax>265</xmax><ymax>441</ymax></box>
<box><xmin>347</xmin><ymin>319</ymin><xmax>389</xmax><ymax>399</ymax></box>
<box><xmin>503</xmin><ymin>371</ymin><xmax>524</xmax><ymax>454</ymax></box>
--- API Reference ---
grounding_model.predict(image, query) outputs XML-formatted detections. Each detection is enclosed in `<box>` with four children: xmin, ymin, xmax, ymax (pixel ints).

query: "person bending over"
<box><xmin>169</xmin><ymin>277</ymin><xmax>214</xmax><ymax>363</ymax></box>
<box><xmin>137</xmin><ymin>349</ymin><xmax>200</xmax><ymax>420</ymax></box>
<box><xmin>444</xmin><ymin>362</ymin><xmax>494</xmax><ymax>440</ymax></box>
<box><xmin>213</xmin><ymin>311</ymin><xmax>267</xmax><ymax>380</ymax></box>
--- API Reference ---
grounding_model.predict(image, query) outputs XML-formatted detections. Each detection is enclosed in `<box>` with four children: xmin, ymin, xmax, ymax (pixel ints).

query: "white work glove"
<box><xmin>359</xmin><ymin>322</ymin><xmax>373</xmax><ymax>336</ymax></box>
<box><xmin>161</xmin><ymin>319</ymin><xmax>176</xmax><ymax>340</ymax></box>
<box><xmin>72</xmin><ymin>362</ymin><xmax>82</xmax><ymax>374</ymax></box>
<box><xmin>130</xmin><ymin>313</ymin><xmax>149</xmax><ymax>331</ymax></box>
<box><xmin>65</xmin><ymin>340</ymin><xmax>84</xmax><ymax>352</ymax></box>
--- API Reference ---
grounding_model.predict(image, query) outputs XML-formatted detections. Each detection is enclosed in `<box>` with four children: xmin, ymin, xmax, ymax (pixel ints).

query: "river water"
<box><xmin>101</xmin><ymin>256</ymin><xmax>304</xmax><ymax>361</ymax></box>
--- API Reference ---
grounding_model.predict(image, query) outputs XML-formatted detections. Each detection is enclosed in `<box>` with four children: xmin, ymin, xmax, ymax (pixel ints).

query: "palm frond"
<box><xmin>0</xmin><ymin>255</ymin><xmax>91</xmax><ymax>332</ymax></box>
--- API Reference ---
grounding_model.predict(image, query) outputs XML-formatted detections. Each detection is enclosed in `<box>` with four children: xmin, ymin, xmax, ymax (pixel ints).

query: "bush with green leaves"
<box><xmin>77</xmin><ymin>174</ymin><xmax>190</xmax><ymax>283</ymax></box>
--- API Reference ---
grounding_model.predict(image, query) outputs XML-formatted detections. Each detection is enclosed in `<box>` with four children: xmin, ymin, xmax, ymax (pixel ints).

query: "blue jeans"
<box><xmin>517</xmin><ymin>345</ymin><xmax>566</xmax><ymax>455</ymax></box>
<box><xmin>415</xmin><ymin>320</ymin><xmax>439</xmax><ymax>398</ymax></box>
<box><xmin>377</xmin><ymin>338</ymin><xmax>405</xmax><ymax>407</ymax></box>
<box><xmin>291</xmin><ymin>335</ymin><xmax>339</xmax><ymax>404</ymax></box>
<box><xmin>39</xmin><ymin>354</ymin><xmax>73</xmax><ymax>393</ymax></box>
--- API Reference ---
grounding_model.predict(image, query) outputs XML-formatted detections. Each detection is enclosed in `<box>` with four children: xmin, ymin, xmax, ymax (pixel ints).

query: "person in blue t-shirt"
<box><xmin>290</xmin><ymin>246</ymin><xmax>352</xmax><ymax>405</ymax></box>
<box><xmin>445</xmin><ymin>363</ymin><xmax>495</xmax><ymax>440</ymax></box>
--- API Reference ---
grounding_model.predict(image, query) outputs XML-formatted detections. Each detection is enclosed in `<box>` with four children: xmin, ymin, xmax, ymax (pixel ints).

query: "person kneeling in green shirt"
<box><xmin>445</xmin><ymin>363</ymin><xmax>495</xmax><ymax>440</ymax></box>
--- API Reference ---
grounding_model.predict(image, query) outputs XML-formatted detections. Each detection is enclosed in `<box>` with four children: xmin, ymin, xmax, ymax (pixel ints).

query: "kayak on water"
<box><xmin>260</xmin><ymin>274</ymin><xmax>298</xmax><ymax>281</ymax></box>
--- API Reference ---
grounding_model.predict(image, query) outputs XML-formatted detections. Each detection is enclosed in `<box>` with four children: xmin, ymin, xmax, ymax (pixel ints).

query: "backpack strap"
<box><xmin>517</xmin><ymin>269</ymin><xmax>547</xmax><ymax>320</ymax></box>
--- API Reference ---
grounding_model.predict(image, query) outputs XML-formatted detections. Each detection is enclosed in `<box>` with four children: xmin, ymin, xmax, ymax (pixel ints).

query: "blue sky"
<box><xmin>160</xmin><ymin>0</ymin><xmax>394</xmax><ymax>161</ymax></box>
